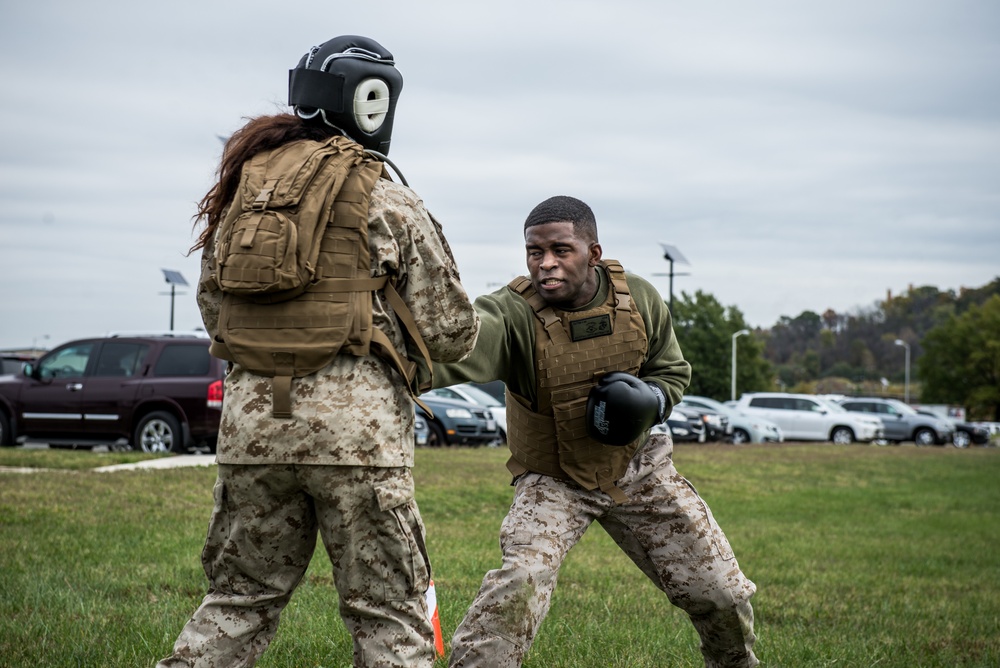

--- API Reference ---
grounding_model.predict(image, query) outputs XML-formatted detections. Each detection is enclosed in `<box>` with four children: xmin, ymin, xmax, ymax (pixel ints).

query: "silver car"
<box><xmin>414</xmin><ymin>413</ymin><xmax>430</xmax><ymax>446</ymax></box>
<box><xmin>838</xmin><ymin>398</ymin><xmax>954</xmax><ymax>446</ymax></box>
<box><xmin>736</xmin><ymin>392</ymin><xmax>884</xmax><ymax>444</ymax></box>
<box><xmin>679</xmin><ymin>395</ymin><xmax>783</xmax><ymax>444</ymax></box>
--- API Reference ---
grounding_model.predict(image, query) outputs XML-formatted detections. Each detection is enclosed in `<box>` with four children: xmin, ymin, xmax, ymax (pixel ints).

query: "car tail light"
<box><xmin>207</xmin><ymin>380</ymin><xmax>224</xmax><ymax>409</ymax></box>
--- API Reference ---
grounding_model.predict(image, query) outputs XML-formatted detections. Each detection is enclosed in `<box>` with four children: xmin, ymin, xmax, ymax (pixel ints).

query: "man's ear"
<box><xmin>589</xmin><ymin>242</ymin><xmax>603</xmax><ymax>266</ymax></box>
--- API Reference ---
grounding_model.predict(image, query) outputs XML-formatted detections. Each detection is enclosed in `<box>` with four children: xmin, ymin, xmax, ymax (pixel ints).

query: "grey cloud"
<box><xmin>1</xmin><ymin>0</ymin><xmax>997</xmax><ymax>348</ymax></box>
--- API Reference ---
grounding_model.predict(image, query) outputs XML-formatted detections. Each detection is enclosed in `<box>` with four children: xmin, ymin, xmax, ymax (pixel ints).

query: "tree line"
<box><xmin>671</xmin><ymin>277</ymin><xmax>1000</xmax><ymax>420</ymax></box>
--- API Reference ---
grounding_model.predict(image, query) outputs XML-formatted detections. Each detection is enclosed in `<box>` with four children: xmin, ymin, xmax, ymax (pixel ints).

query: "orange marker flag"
<box><xmin>425</xmin><ymin>579</ymin><xmax>445</xmax><ymax>657</ymax></box>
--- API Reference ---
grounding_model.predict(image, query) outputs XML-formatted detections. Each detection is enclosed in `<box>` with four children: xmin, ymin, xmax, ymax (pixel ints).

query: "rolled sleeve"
<box><xmin>196</xmin><ymin>237</ymin><xmax>223</xmax><ymax>340</ymax></box>
<box><xmin>369</xmin><ymin>180</ymin><xmax>480</xmax><ymax>364</ymax></box>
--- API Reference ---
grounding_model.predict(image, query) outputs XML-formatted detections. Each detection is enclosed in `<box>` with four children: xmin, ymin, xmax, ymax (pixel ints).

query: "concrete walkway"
<box><xmin>93</xmin><ymin>454</ymin><xmax>217</xmax><ymax>472</ymax></box>
<box><xmin>0</xmin><ymin>453</ymin><xmax>217</xmax><ymax>474</ymax></box>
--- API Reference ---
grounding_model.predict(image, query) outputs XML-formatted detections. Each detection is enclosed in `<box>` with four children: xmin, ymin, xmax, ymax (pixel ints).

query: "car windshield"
<box><xmin>457</xmin><ymin>385</ymin><xmax>502</xmax><ymax>407</ymax></box>
<box><xmin>887</xmin><ymin>400</ymin><xmax>918</xmax><ymax>415</ymax></box>
<box><xmin>684</xmin><ymin>397</ymin><xmax>734</xmax><ymax>417</ymax></box>
<box><xmin>815</xmin><ymin>397</ymin><xmax>848</xmax><ymax>413</ymax></box>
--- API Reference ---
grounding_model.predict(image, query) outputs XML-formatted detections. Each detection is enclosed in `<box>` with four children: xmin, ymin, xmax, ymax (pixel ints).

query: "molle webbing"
<box><xmin>504</xmin><ymin>261</ymin><xmax>648</xmax><ymax>502</ymax></box>
<box><xmin>211</xmin><ymin>147</ymin><xmax>429</xmax><ymax>418</ymax></box>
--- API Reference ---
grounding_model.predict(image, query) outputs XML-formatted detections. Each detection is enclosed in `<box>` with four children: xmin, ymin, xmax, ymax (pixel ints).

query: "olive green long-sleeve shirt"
<box><xmin>433</xmin><ymin>264</ymin><xmax>690</xmax><ymax>412</ymax></box>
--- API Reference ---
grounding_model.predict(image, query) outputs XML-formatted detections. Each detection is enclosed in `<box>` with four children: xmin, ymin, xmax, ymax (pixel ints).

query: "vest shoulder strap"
<box><xmin>507</xmin><ymin>275</ymin><xmax>571</xmax><ymax>344</ymax></box>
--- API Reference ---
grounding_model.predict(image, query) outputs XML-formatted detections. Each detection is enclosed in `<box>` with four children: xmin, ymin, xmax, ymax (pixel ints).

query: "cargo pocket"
<box><xmin>201</xmin><ymin>476</ymin><xmax>234</xmax><ymax>590</ymax></box>
<box><xmin>501</xmin><ymin>474</ymin><xmax>542</xmax><ymax>548</ymax></box>
<box><xmin>681</xmin><ymin>477</ymin><xmax>736</xmax><ymax>562</ymax></box>
<box><xmin>374</xmin><ymin>478</ymin><xmax>430</xmax><ymax>602</ymax></box>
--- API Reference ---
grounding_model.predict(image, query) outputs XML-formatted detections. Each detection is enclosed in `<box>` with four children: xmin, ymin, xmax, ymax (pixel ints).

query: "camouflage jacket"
<box><xmin>198</xmin><ymin>178</ymin><xmax>480</xmax><ymax>467</ymax></box>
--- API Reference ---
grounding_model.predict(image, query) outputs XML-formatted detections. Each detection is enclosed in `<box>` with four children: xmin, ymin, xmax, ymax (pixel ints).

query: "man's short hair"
<box><xmin>524</xmin><ymin>195</ymin><xmax>599</xmax><ymax>243</ymax></box>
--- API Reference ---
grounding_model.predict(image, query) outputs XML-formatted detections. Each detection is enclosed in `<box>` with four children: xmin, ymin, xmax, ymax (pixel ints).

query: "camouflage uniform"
<box><xmin>448</xmin><ymin>433</ymin><xmax>757</xmax><ymax>667</ymax></box>
<box><xmin>435</xmin><ymin>268</ymin><xmax>758</xmax><ymax>667</ymax></box>
<box><xmin>159</xmin><ymin>178</ymin><xmax>480</xmax><ymax>668</ymax></box>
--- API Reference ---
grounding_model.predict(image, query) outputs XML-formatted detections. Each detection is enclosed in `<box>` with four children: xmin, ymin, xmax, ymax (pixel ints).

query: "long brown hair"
<box><xmin>190</xmin><ymin>113</ymin><xmax>333</xmax><ymax>252</ymax></box>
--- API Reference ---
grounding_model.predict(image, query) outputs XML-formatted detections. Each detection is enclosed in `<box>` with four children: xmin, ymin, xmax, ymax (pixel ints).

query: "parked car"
<box><xmin>426</xmin><ymin>383</ymin><xmax>507</xmax><ymax>442</ymax></box>
<box><xmin>653</xmin><ymin>405</ymin><xmax>707</xmax><ymax>443</ymax></box>
<box><xmin>469</xmin><ymin>380</ymin><xmax>506</xmax><ymax>405</ymax></box>
<box><xmin>913</xmin><ymin>408</ymin><xmax>988</xmax><ymax>448</ymax></box>
<box><xmin>414</xmin><ymin>413</ymin><xmax>429</xmax><ymax>446</ymax></box>
<box><xmin>836</xmin><ymin>398</ymin><xmax>954</xmax><ymax>446</ymax></box>
<box><xmin>0</xmin><ymin>334</ymin><xmax>225</xmax><ymax>453</ymax></box>
<box><xmin>678</xmin><ymin>403</ymin><xmax>731</xmax><ymax>442</ymax></box>
<box><xmin>679</xmin><ymin>395</ymin><xmax>783</xmax><ymax>444</ymax></box>
<box><xmin>735</xmin><ymin>392</ymin><xmax>883</xmax><ymax>444</ymax></box>
<box><xmin>1</xmin><ymin>353</ymin><xmax>39</xmax><ymax>376</ymax></box>
<box><xmin>416</xmin><ymin>394</ymin><xmax>499</xmax><ymax>447</ymax></box>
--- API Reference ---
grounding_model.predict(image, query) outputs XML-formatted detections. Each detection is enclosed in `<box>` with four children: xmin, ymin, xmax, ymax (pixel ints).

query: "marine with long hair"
<box><xmin>158</xmin><ymin>35</ymin><xmax>479</xmax><ymax>668</ymax></box>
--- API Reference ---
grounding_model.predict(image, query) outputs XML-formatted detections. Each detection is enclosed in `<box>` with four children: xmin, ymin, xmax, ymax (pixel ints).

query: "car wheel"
<box><xmin>831</xmin><ymin>427</ymin><xmax>855</xmax><ymax>445</ymax></box>
<box><xmin>134</xmin><ymin>411</ymin><xmax>183</xmax><ymax>453</ymax></box>
<box><xmin>732</xmin><ymin>428</ymin><xmax>750</xmax><ymax>445</ymax></box>
<box><xmin>0</xmin><ymin>411</ymin><xmax>12</xmax><ymax>447</ymax></box>
<box><xmin>914</xmin><ymin>428</ymin><xmax>937</xmax><ymax>446</ymax></box>
<box><xmin>426</xmin><ymin>421</ymin><xmax>447</xmax><ymax>447</ymax></box>
<box><xmin>952</xmin><ymin>430</ymin><xmax>971</xmax><ymax>449</ymax></box>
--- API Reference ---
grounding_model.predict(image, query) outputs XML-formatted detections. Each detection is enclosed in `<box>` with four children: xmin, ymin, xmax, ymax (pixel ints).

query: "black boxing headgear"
<box><xmin>288</xmin><ymin>35</ymin><xmax>403</xmax><ymax>154</ymax></box>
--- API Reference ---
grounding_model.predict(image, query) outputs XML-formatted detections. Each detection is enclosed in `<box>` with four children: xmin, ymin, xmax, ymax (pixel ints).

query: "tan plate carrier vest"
<box><xmin>505</xmin><ymin>260</ymin><xmax>648</xmax><ymax>503</ymax></box>
<box><xmin>209</xmin><ymin>138</ymin><xmax>432</xmax><ymax>418</ymax></box>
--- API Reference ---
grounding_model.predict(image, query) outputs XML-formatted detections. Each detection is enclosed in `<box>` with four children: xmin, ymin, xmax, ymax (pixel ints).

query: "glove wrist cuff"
<box><xmin>646</xmin><ymin>382</ymin><xmax>667</xmax><ymax>422</ymax></box>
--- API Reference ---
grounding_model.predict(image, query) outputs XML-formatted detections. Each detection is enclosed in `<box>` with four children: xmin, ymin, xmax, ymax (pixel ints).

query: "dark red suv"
<box><xmin>0</xmin><ymin>334</ymin><xmax>224</xmax><ymax>453</ymax></box>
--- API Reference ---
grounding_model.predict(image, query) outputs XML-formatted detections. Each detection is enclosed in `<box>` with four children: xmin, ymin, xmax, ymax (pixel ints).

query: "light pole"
<box><xmin>655</xmin><ymin>243</ymin><xmax>690</xmax><ymax>314</ymax></box>
<box><xmin>31</xmin><ymin>334</ymin><xmax>49</xmax><ymax>353</ymax></box>
<box><xmin>160</xmin><ymin>269</ymin><xmax>189</xmax><ymax>331</ymax></box>
<box><xmin>732</xmin><ymin>329</ymin><xmax>750</xmax><ymax>402</ymax></box>
<box><xmin>894</xmin><ymin>339</ymin><xmax>911</xmax><ymax>404</ymax></box>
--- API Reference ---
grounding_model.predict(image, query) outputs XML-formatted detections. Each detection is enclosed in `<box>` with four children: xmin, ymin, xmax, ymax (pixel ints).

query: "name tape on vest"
<box><xmin>569</xmin><ymin>314</ymin><xmax>612</xmax><ymax>342</ymax></box>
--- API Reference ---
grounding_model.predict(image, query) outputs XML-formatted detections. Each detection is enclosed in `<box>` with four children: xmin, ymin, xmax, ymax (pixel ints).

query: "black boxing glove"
<box><xmin>585</xmin><ymin>371</ymin><xmax>666</xmax><ymax>446</ymax></box>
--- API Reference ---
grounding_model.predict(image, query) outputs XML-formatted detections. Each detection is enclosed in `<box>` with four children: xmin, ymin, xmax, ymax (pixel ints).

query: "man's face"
<box><xmin>525</xmin><ymin>221</ymin><xmax>602</xmax><ymax>309</ymax></box>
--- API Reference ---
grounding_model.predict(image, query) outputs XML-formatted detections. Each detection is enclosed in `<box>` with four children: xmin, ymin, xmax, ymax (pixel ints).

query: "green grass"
<box><xmin>0</xmin><ymin>447</ymin><xmax>169</xmax><ymax>471</ymax></box>
<box><xmin>1</xmin><ymin>443</ymin><xmax>999</xmax><ymax>667</ymax></box>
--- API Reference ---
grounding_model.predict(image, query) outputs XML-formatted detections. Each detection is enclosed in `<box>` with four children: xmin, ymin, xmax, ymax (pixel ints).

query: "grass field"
<box><xmin>1</xmin><ymin>442</ymin><xmax>999</xmax><ymax>667</ymax></box>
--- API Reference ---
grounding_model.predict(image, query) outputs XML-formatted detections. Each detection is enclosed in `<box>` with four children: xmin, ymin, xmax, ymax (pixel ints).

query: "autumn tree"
<box><xmin>918</xmin><ymin>294</ymin><xmax>1000</xmax><ymax>420</ymax></box>
<box><xmin>671</xmin><ymin>290</ymin><xmax>772</xmax><ymax>401</ymax></box>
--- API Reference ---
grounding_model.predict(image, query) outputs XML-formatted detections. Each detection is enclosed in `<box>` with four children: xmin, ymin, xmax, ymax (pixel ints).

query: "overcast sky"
<box><xmin>2</xmin><ymin>0</ymin><xmax>998</xmax><ymax>351</ymax></box>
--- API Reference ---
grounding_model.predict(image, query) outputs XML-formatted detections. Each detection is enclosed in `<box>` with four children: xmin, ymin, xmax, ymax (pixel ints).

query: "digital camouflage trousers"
<box><xmin>158</xmin><ymin>463</ymin><xmax>436</xmax><ymax>668</ymax></box>
<box><xmin>449</xmin><ymin>432</ymin><xmax>759</xmax><ymax>668</ymax></box>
